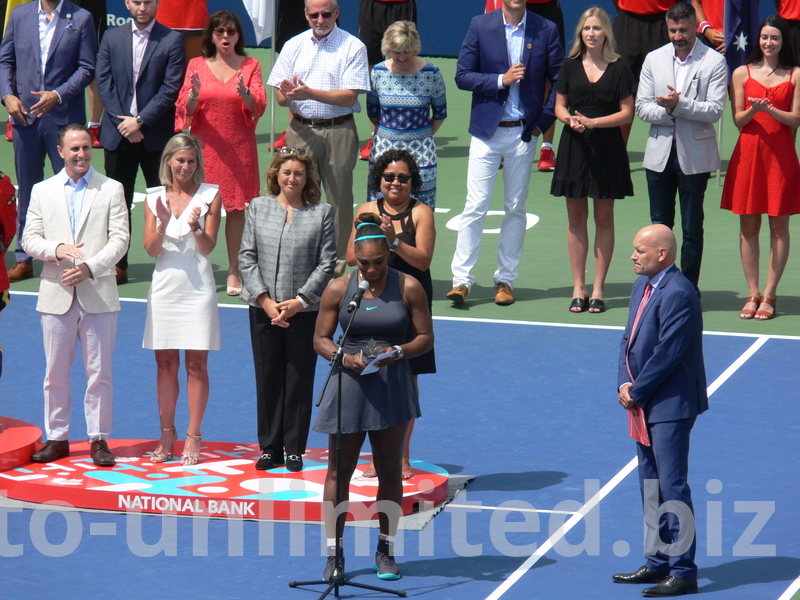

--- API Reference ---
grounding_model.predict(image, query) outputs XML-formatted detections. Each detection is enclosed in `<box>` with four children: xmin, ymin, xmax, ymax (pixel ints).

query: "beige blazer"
<box><xmin>636</xmin><ymin>40</ymin><xmax>728</xmax><ymax>175</ymax></box>
<box><xmin>22</xmin><ymin>169</ymin><xmax>129</xmax><ymax>315</ymax></box>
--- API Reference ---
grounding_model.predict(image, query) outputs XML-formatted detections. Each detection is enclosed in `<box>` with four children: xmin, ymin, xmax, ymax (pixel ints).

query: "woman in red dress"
<box><xmin>176</xmin><ymin>11</ymin><xmax>267</xmax><ymax>295</ymax></box>
<box><xmin>721</xmin><ymin>15</ymin><xmax>800</xmax><ymax>320</ymax></box>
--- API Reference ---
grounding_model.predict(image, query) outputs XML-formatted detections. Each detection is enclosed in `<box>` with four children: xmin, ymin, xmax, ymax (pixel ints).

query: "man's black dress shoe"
<box><xmin>90</xmin><ymin>439</ymin><xmax>116</xmax><ymax>466</ymax></box>
<box><xmin>642</xmin><ymin>576</ymin><xmax>698</xmax><ymax>597</ymax></box>
<box><xmin>613</xmin><ymin>566</ymin><xmax>666</xmax><ymax>584</ymax></box>
<box><xmin>255</xmin><ymin>452</ymin><xmax>283</xmax><ymax>470</ymax></box>
<box><xmin>31</xmin><ymin>440</ymin><xmax>70</xmax><ymax>463</ymax></box>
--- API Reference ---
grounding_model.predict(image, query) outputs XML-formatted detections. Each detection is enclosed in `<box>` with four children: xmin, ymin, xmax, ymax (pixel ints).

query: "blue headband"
<box><xmin>356</xmin><ymin>222</ymin><xmax>375</xmax><ymax>230</ymax></box>
<box><xmin>354</xmin><ymin>234</ymin><xmax>387</xmax><ymax>242</ymax></box>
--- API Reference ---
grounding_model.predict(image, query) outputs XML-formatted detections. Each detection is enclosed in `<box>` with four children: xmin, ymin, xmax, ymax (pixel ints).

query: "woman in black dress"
<box><xmin>314</xmin><ymin>213</ymin><xmax>433</xmax><ymax>581</ymax></box>
<box><xmin>551</xmin><ymin>6</ymin><xmax>635</xmax><ymax>314</ymax></box>
<box><xmin>347</xmin><ymin>149</ymin><xmax>436</xmax><ymax>479</ymax></box>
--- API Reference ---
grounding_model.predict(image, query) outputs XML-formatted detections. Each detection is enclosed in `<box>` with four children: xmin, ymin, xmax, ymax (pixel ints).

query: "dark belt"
<box><xmin>292</xmin><ymin>112</ymin><xmax>354</xmax><ymax>127</ymax></box>
<box><xmin>498</xmin><ymin>120</ymin><xmax>524</xmax><ymax>128</ymax></box>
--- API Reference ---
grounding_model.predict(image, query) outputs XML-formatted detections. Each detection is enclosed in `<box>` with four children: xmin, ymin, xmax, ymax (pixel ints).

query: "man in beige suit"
<box><xmin>22</xmin><ymin>124</ymin><xmax>129</xmax><ymax>466</ymax></box>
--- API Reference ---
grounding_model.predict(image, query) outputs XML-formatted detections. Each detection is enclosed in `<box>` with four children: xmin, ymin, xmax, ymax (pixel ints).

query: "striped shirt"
<box><xmin>268</xmin><ymin>25</ymin><xmax>370</xmax><ymax>119</ymax></box>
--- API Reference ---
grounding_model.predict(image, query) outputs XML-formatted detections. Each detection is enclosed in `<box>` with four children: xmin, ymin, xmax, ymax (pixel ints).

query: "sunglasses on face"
<box><xmin>278</xmin><ymin>146</ymin><xmax>308</xmax><ymax>157</ymax></box>
<box><xmin>307</xmin><ymin>11</ymin><xmax>334</xmax><ymax>19</ymax></box>
<box><xmin>382</xmin><ymin>173</ymin><xmax>411</xmax><ymax>184</ymax></box>
<box><xmin>214</xmin><ymin>27</ymin><xmax>238</xmax><ymax>36</ymax></box>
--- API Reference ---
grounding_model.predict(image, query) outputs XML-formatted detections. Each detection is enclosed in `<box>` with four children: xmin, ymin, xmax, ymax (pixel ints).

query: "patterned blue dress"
<box><xmin>367</xmin><ymin>61</ymin><xmax>447</xmax><ymax>208</ymax></box>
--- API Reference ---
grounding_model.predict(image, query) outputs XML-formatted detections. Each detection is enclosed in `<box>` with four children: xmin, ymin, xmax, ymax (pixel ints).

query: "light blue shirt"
<box><xmin>61</xmin><ymin>166</ymin><xmax>92</xmax><ymax>241</ymax></box>
<box><xmin>499</xmin><ymin>11</ymin><xmax>526</xmax><ymax>122</ymax></box>
<box><xmin>38</xmin><ymin>0</ymin><xmax>64</xmax><ymax>81</ymax></box>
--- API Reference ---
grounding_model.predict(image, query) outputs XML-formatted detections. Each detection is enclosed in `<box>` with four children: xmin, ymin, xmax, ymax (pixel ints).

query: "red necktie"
<box><xmin>630</xmin><ymin>283</ymin><xmax>653</xmax><ymax>343</ymax></box>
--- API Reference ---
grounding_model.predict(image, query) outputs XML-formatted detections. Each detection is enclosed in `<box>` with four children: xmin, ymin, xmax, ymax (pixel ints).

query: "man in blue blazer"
<box><xmin>96</xmin><ymin>0</ymin><xmax>185</xmax><ymax>283</ymax></box>
<box><xmin>447</xmin><ymin>0</ymin><xmax>561</xmax><ymax>307</ymax></box>
<box><xmin>615</xmin><ymin>224</ymin><xmax>708</xmax><ymax>597</ymax></box>
<box><xmin>0</xmin><ymin>0</ymin><xmax>97</xmax><ymax>282</ymax></box>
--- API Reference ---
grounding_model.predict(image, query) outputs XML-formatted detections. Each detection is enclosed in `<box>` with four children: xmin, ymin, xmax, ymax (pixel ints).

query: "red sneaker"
<box><xmin>5</xmin><ymin>118</ymin><xmax>12</xmax><ymax>142</ymax></box>
<box><xmin>359</xmin><ymin>137</ymin><xmax>372</xmax><ymax>161</ymax></box>
<box><xmin>538</xmin><ymin>146</ymin><xmax>556</xmax><ymax>171</ymax></box>
<box><xmin>272</xmin><ymin>131</ymin><xmax>287</xmax><ymax>150</ymax></box>
<box><xmin>88</xmin><ymin>124</ymin><xmax>102</xmax><ymax>148</ymax></box>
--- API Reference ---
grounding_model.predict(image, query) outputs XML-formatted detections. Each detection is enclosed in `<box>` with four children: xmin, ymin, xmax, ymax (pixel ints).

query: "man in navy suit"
<box><xmin>615</xmin><ymin>224</ymin><xmax>708</xmax><ymax>597</ymax></box>
<box><xmin>447</xmin><ymin>0</ymin><xmax>562</xmax><ymax>307</ymax></box>
<box><xmin>0</xmin><ymin>0</ymin><xmax>97</xmax><ymax>282</ymax></box>
<box><xmin>96</xmin><ymin>0</ymin><xmax>185</xmax><ymax>284</ymax></box>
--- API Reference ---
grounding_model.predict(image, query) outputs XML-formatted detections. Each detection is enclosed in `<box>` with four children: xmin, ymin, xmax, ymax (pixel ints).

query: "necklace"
<box><xmin>359</xmin><ymin>269</ymin><xmax>387</xmax><ymax>293</ymax></box>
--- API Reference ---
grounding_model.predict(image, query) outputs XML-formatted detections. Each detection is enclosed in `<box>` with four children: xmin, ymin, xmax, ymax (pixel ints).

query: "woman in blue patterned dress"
<box><xmin>367</xmin><ymin>21</ymin><xmax>447</xmax><ymax>207</ymax></box>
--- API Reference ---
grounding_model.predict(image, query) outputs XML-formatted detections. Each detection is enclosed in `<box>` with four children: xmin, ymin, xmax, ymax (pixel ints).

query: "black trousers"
<box><xmin>104</xmin><ymin>139</ymin><xmax>162</xmax><ymax>270</ymax></box>
<box><xmin>249</xmin><ymin>306</ymin><xmax>318</xmax><ymax>456</ymax></box>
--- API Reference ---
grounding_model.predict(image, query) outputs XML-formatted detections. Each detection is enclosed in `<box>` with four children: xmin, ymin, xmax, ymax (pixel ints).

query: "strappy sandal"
<box><xmin>739</xmin><ymin>295</ymin><xmax>761</xmax><ymax>319</ymax></box>
<box><xmin>182</xmin><ymin>432</ymin><xmax>202</xmax><ymax>465</ymax></box>
<box><xmin>151</xmin><ymin>426</ymin><xmax>176</xmax><ymax>463</ymax></box>
<box><xmin>754</xmin><ymin>296</ymin><xmax>776</xmax><ymax>320</ymax></box>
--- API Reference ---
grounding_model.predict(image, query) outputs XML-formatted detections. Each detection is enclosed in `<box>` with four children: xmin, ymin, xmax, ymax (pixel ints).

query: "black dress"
<box><xmin>379</xmin><ymin>198</ymin><xmax>436</xmax><ymax>375</ymax></box>
<box><xmin>550</xmin><ymin>57</ymin><xmax>635</xmax><ymax>200</ymax></box>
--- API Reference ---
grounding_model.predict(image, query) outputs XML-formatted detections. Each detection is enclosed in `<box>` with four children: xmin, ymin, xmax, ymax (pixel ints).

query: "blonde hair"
<box><xmin>568</xmin><ymin>7</ymin><xmax>619</xmax><ymax>62</ymax></box>
<box><xmin>381</xmin><ymin>21</ymin><xmax>421</xmax><ymax>58</ymax></box>
<box><xmin>159</xmin><ymin>133</ymin><xmax>205</xmax><ymax>186</ymax></box>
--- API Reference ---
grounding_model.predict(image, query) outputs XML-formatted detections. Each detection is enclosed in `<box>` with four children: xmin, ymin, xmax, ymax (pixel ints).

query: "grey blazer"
<box><xmin>239</xmin><ymin>195</ymin><xmax>336</xmax><ymax>310</ymax></box>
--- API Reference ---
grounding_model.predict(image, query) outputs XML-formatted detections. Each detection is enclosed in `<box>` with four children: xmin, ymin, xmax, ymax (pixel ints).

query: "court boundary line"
<box><xmin>484</xmin><ymin>336</ymin><xmax>770</xmax><ymax>600</ymax></box>
<box><xmin>778</xmin><ymin>576</ymin><xmax>800</xmax><ymax>600</ymax></box>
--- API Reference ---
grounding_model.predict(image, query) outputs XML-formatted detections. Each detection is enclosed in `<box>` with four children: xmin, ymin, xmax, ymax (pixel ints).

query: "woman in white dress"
<box><xmin>143</xmin><ymin>133</ymin><xmax>222</xmax><ymax>465</ymax></box>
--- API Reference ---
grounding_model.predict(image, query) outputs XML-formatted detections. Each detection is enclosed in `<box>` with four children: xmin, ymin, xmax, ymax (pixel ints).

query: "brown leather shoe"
<box><xmin>494</xmin><ymin>282</ymin><xmax>515</xmax><ymax>305</ymax></box>
<box><xmin>446</xmin><ymin>284</ymin><xmax>469</xmax><ymax>305</ymax></box>
<box><xmin>31</xmin><ymin>440</ymin><xmax>70</xmax><ymax>463</ymax></box>
<box><xmin>8</xmin><ymin>261</ymin><xmax>33</xmax><ymax>282</ymax></box>
<box><xmin>90</xmin><ymin>439</ymin><xmax>116</xmax><ymax>466</ymax></box>
<box><xmin>115</xmin><ymin>267</ymin><xmax>128</xmax><ymax>285</ymax></box>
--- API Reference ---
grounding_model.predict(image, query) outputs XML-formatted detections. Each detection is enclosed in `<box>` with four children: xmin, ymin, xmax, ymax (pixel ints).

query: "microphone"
<box><xmin>347</xmin><ymin>280</ymin><xmax>370</xmax><ymax>313</ymax></box>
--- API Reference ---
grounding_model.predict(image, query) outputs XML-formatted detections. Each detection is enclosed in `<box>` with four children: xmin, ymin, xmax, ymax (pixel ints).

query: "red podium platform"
<box><xmin>0</xmin><ymin>427</ymin><xmax>449</xmax><ymax>522</ymax></box>
<box><xmin>0</xmin><ymin>416</ymin><xmax>42</xmax><ymax>471</ymax></box>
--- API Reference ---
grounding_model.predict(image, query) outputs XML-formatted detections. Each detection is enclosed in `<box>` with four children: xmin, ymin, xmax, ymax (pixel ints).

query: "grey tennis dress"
<box><xmin>313</xmin><ymin>269</ymin><xmax>421</xmax><ymax>434</ymax></box>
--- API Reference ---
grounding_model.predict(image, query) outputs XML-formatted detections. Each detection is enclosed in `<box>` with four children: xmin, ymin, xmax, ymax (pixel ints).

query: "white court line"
<box><xmin>778</xmin><ymin>576</ymin><xmax>800</xmax><ymax>600</ymax></box>
<box><xmin>484</xmin><ymin>335</ymin><xmax>770</xmax><ymax>600</ymax></box>
<box><xmin>447</xmin><ymin>504</ymin><xmax>578</xmax><ymax>516</ymax></box>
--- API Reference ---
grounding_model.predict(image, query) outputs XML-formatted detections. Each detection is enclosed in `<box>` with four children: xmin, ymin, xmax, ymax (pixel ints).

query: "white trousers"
<box><xmin>41</xmin><ymin>298</ymin><xmax>117</xmax><ymax>441</ymax></box>
<box><xmin>451</xmin><ymin>127</ymin><xmax>536</xmax><ymax>288</ymax></box>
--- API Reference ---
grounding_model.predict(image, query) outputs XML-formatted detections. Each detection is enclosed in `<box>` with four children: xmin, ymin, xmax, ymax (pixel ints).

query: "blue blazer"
<box><xmin>96</xmin><ymin>21</ymin><xmax>186</xmax><ymax>152</ymax></box>
<box><xmin>455</xmin><ymin>9</ymin><xmax>562</xmax><ymax>143</ymax></box>
<box><xmin>0</xmin><ymin>0</ymin><xmax>96</xmax><ymax>127</ymax></box>
<box><xmin>618</xmin><ymin>264</ymin><xmax>709</xmax><ymax>424</ymax></box>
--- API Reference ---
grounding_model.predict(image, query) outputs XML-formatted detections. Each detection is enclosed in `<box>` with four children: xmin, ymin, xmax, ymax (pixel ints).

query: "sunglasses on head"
<box><xmin>278</xmin><ymin>146</ymin><xmax>308</xmax><ymax>157</ymax></box>
<box><xmin>214</xmin><ymin>27</ymin><xmax>238</xmax><ymax>36</ymax></box>
<box><xmin>307</xmin><ymin>11</ymin><xmax>334</xmax><ymax>19</ymax></box>
<box><xmin>382</xmin><ymin>173</ymin><xmax>411</xmax><ymax>184</ymax></box>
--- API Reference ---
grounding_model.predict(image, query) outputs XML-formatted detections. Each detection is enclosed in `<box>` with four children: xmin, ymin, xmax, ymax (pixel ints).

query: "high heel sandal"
<box><xmin>151</xmin><ymin>426</ymin><xmax>176</xmax><ymax>463</ymax></box>
<box><xmin>182</xmin><ymin>432</ymin><xmax>202</xmax><ymax>465</ymax></box>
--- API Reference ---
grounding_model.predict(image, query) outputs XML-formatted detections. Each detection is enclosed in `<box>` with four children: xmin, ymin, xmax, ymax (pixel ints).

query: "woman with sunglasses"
<box><xmin>346</xmin><ymin>149</ymin><xmax>435</xmax><ymax>480</ymax></box>
<box><xmin>239</xmin><ymin>148</ymin><xmax>336</xmax><ymax>472</ymax></box>
<box><xmin>314</xmin><ymin>212</ymin><xmax>433</xmax><ymax>581</ymax></box>
<box><xmin>176</xmin><ymin>10</ymin><xmax>266</xmax><ymax>296</ymax></box>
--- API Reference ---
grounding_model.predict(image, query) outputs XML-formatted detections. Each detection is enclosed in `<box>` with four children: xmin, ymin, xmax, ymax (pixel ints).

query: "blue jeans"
<box><xmin>646</xmin><ymin>147</ymin><xmax>709</xmax><ymax>289</ymax></box>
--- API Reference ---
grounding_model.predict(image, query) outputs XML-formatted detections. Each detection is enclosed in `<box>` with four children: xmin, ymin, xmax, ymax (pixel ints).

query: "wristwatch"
<box><xmin>135</xmin><ymin>115</ymin><xmax>144</xmax><ymax>126</ymax></box>
<box><xmin>393</xmin><ymin>345</ymin><xmax>404</xmax><ymax>360</ymax></box>
<box><xmin>296</xmin><ymin>295</ymin><xmax>309</xmax><ymax>308</ymax></box>
<box><xmin>388</xmin><ymin>240</ymin><xmax>399</xmax><ymax>252</ymax></box>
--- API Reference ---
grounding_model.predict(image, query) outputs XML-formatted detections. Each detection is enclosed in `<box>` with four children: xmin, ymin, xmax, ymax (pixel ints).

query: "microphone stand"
<box><xmin>290</xmin><ymin>285</ymin><xmax>406</xmax><ymax>599</ymax></box>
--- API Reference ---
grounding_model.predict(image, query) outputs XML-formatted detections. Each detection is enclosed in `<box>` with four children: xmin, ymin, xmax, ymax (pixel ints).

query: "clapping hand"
<box><xmin>749</xmin><ymin>96</ymin><xmax>772</xmax><ymax>112</ymax></box>
<box><xmin>379</xmin><ymin>214</ymin><xmax>396</xmax><ymax>245</ymax></box>
<box><xmin>187</xmin><ymin>205</ymin><xmax>202</xmax><ymax>233</ymax></box>
<box><xmin>154</xmin><ymin>196</ymin><xmax>172</xmax><ymax>231</ymax></box>
<box><xmin>190</xmin><ymin>71</ymin><xmax>201</xmax><ymax>99</ymax></box>
<box><xmin>236</xmin><ymin>72</ymin><xmax>249</xmax><ymax>97</ymax></box>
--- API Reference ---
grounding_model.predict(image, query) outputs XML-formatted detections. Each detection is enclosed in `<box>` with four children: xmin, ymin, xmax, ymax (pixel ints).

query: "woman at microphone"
<box><xmin>313</xmin><ymin>213</ymin><xmax>433</xmax><ymax>581</ymax></box>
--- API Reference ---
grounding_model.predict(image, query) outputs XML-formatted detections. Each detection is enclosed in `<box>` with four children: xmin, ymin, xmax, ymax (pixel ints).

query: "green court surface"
<box><xmin>3</xmin><ymin>50</ymin><xmax>799</xmax><ymax>336</ymax></box>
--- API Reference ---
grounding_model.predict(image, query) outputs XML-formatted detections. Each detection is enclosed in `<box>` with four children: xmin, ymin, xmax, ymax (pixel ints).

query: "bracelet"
<box><xmin>242</xmin><ymin>87</ymin><xmax>250</xmax><ymax>97</ymax></box>
<box><xmin>295</xmin><ymin>294</ymin><xmax>309</xmax><ymax>308</ymax></box>
<box><xmin>156</xmin><ymin>226</ymin><xmax>165</xmax><ymax>236</ymax></box>
<box><xmin>192</xmin><ymin>228</ymin><xmax>203</xmax><ymax>237</ymax></box>
<box><xmin>188</xmin><ymin>90</ymin><xmax>198</xmax><ymax>101</ymax></box>
<box><xmin>698</xmin><ymin>21</ymin><xmax>711</xmax><ymax>35</ymax></box>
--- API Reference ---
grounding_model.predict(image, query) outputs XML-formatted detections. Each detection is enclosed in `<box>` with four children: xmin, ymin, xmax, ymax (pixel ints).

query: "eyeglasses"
<box><xmin>307</xmin><ymin>11</ymin><xmax>334</xmax><ymax>19</ymax></box>
<box><xmin>277</xmin><ymin>146</ymin><xmax>308</xmax><ymax>157</ymax></box>
<box><xmin>382</xmin><ymin>173</ymin><xmax>412</xmax><ymax>184</ymax></box>
<box><xmin>214</xmin><ymin>27</ymin><xmax>238</xmax><ymax>37</ymax></box>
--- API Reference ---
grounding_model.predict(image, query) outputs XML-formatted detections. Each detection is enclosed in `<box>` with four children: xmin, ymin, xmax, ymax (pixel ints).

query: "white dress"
<box><xmin>143</xmin><ymin>183</ymin><xmax>221</xmax><ymax>351</ymax></box>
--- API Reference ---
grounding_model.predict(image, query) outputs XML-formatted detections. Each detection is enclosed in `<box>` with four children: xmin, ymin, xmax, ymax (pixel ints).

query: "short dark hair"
<box><xmin>666</xmin><ymin>2</ymin><xmax>696</xmax><ymax>24</ymax></box>
<box><xmin>368</xmin><ymin>149</ymin><xmax>422</xmax><ymax>195</ymax></box>
<box><xmin>202</xmin><ymin>11</ymin><xmax>247</xmax><ymax>58</ymax></box>
<box><xmin>353</xmin><ymin>212</ymin><xmax>389</xmax><ymax>251</ymax></box>
<box><xmin>748</xmin><ymin>15</ymin><xmax>797</xmax><ymax>69</ymax></box>
<box><xmin>57</xmin><ymin>123</ymin><xmax>90</xmax><ymax>146</ymax></box>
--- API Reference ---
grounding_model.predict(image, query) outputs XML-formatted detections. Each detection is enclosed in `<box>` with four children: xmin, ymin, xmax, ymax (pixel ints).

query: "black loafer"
<box><xmin>613</xmin><ymin>566</ymin><xmax>666</xmax><ymax>584</ymax></box>
<box><xmin>642</xmin><ymin>576</ymin><xmax>698</xmax><ymax>596</ymax></box>
<box><xmin>286</xmin><ymin>454</ymin><xmax>303</xmax><ymax>472</ymax></box>
<box><xmin>31</xmin><ymin>440</ymin><xmax>70</xmax><ymax>463</ymax></box>
<box><xmin>90</xmin><ymin>439</ymin><xmax>116</xmax><ymax>467</ymax></box>
<box><xmin>255</xmin><ymin>452</ymin><xmax>283</xmax><ymax>470</ymax></box>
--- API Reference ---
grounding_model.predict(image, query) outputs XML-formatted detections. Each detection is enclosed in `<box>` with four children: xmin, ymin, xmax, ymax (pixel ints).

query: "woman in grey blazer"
<box><xmin>239</xmin><ymin>148</ymin><xmax>337</xmax><ymax>472</ymax></box>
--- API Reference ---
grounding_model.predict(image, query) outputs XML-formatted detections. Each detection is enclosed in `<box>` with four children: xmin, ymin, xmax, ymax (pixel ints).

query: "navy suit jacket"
<box><xmin>96</xmin><ymin>20</ymin><xmax>186</xmax><ymax>152</ymax></box>
<box><xmin>455</xmin><ymin>9</ymin><xmax>562</xmax><ymax>143</ymax></box>
<box><xmin>0</xmin><ymin>0</ymin><xmax>96</xmax><ymax>126</ymax></box>
<box><xmin>618</xmin><ymin>264</ymin><xmax>709</xmax><ymax>424</ymax></box>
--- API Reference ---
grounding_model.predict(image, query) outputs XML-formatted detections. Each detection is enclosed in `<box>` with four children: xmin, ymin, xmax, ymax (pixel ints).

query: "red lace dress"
<box><xmin>721</xmin><ymin>67</ymin><xmax>800</xmax><ymax>216</ymax></box>
<box><xmin>176</xmin><ymin>57</ymin><xmax>267</xmax><ymax>212</ymax></box>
